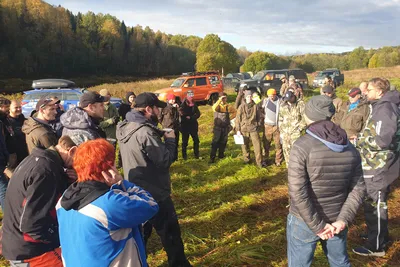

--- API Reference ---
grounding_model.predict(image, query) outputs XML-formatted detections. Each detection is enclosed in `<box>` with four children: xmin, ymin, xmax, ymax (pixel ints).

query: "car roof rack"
<box><xmin>32</xmin><ymin>79</ymin><xmax>76</xmax><ymax>89</ymax></box>
<box><xmin>181</xmin><ymin>70</ymin><xmax>220</xmax><ymax>76</ymax></box>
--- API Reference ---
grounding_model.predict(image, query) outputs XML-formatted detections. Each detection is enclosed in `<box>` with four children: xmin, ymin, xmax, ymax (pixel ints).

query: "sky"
<box><xmin>45</xmin><ymin>0</ymin><xmax>400</xmax><ymax>55</ymax></box>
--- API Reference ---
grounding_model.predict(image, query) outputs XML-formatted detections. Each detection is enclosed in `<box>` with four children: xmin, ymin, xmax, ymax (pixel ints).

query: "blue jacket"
<box><xmin>56</xmin><ymin>180</ymin><xmax>159</xmax><ymax>267</ymax></box>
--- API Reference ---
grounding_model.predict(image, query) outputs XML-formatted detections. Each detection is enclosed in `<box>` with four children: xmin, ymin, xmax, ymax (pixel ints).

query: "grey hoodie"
<box><xmin>117</xmin><ymin>110</ymin><xmax>176</xmax><ymax>202</ymax></box>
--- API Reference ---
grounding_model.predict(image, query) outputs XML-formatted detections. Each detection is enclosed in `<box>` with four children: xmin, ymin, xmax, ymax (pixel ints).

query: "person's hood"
<box><xmin>30</xmin><ymin>146</ymin><xmax>63</xmax><ymax>167</ymax></box>
<box><xmin>125</xmin><ymin>91</ymin><xmax>135</xmax><ymax>103</ymax></box>
<box><xmin>381</xmin><ymin>90</ymin><xmax>400</xmax><ymax>109</ymax></box>
<box><xmin>60</xmin><ymin>107</ymin><xmax>97</xmax><ymax>130</ymax></box>
<box><xmin>61</xmin><ymin>180</ymin><xmax>110</xmax><ymax>211</ymax></box>
<box><xmin>306</xmin><ymin>120</ymin><xmax>349</xmax><ymax>152</ymax></box>
<box><xmin>117</xmin><ymin>110</ymin><xmax>163</xmax><ymax>144</ymax></box>
<box><xmin>22</xmin><ymin>117</ymin><xmax>51</xmax><ymax>135</ymax></box>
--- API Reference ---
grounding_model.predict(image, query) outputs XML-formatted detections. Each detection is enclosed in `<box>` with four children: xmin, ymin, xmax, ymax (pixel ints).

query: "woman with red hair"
<box><xmin>56</xmin><ymin>138</ymin><xmax>159</xmax><ymax>267</ymax></box>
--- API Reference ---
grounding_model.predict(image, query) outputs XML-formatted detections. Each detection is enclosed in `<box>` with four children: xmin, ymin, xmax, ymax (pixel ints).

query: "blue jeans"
<box><xmin>287</xmin><ymin>213</ymin><xmax>350</xmax><ymax>267</ymax></box>
<box><xmin>0</xmin><ymin>172</ymin><xmax>8</xmax><ymax>210</ymax></box>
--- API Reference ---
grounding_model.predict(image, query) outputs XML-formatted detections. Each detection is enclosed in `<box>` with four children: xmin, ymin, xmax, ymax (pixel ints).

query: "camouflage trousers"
<box><xmin>281</xmin><ymin>131</ymin><xmax>302</xmax><ymax>166</ymax></box>
<box><xmin>241</xmin><ymin>131</ymin><xmax>263</xmax><ymax>167</ymax></box>
<box><xmin>263</xmin><ymin>124</ymin><xmax>283</xmax><ymax>165</ymax></box>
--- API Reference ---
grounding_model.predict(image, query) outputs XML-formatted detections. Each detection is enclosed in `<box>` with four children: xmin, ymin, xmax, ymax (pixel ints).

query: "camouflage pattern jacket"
<box><xmin>278</xmin><ymin>100</ymin><xmax>306</xmax><ymax>137</ymax></box>
<box><xmin>356</xmin><ymin>90</ymin><xmax>400</xmax><ymax>193</ymax></box>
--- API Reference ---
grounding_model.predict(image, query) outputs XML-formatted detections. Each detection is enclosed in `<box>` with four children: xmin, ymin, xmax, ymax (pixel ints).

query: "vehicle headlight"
<box><xmin>158</xmin><ymin>93</ymin><xmax>166</xmax><ymax>100</ymax></box>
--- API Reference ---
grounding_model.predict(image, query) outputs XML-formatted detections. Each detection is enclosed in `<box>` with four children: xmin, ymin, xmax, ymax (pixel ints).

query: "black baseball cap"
<box><xmin>79</xmin><ymin>91</ymin><xmax>106</xmax><ymax>108</ymax></box>
<box><xmin>283</xmin><ymin>90</ymin><xmax>295</xmax><ymax>101</ymax></box>
<box><xmin>36</xmin><ymin>98</ymin><xmax>60</xmax><ymax>111</ymax></box>
<box><xmin>134</xmin><ymin>92</ymin><xmax>167</xmax><ymax>108</ymax></box>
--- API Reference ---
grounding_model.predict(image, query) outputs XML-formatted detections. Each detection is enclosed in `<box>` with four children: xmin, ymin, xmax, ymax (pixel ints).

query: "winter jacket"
<box><xmin>100</xmin><ymin>103</ymin><xmax>119</xmax><ymax>139</ymax></box>
<box><xmin>1</xmin><ymin>147</ymin><xmax>68</xmax><ymax>260</ymax></box>
<box><xmin>61</xmin><ymin>107</ymin><xmax>106</xmax><ymax>146</ymax></box>
<box><xmin>235</xmin><ymin>102</ymin><xmax>261</xmax><ymax>133</ymax></box>
<box><xmin>356</xmin><ymin>90</ymin><xmax>400</xmax><ymax>196</ymax></box>
<box><xmin>0</xmin><ymin>121</ymin><xmax>9</xmax><ymax>172</ymax></box>
<box><xmin>56</xmin><ymin>180</ymin><xmax>158</xmax><ymax>267</ymax></box>
<box><xmin>159</xmin><ymin>103</ymin><xmax>180</xmax><ymax>130</ymax></box>
<box><xmin>118</xmin><ymin>92</ymin><xmax>135</xmax><ymax>121</ymax></box>
<box><xmin>339</xmin><ymin>100</ymin><xmax>370</xmax><ymax>138</ymax></box>
<box><xmin>180</xmin><ymin>99</ymin><xmax>200</xmax><ymax>133</ymax></box>
<box><xmin>22</xmin><ymin>117</ymin><xmax>58</xmax><ymax>154</ymax></box>
<box><xmin>117</xmin><ymin>110</ymin><xmax>176</xmax><ymax>202</ymax></box>
<box><xmin>8</xmin><ymin>114</ymin><xmax>29</xmax><ymax>164</ymax></box>
<box><xmin>212</xmin><ymin>98</ymin><xmax>235</xmax><ymax>129</ymax></box>
<box><xmin>288</xmin><ymin>120</ymin><xmax>365</xmax><ymax>235</ymax></box>
<box><xmin>0</xmin><ymin>112</ymin><xmax>16</xmax><ymax>155</ymax></box>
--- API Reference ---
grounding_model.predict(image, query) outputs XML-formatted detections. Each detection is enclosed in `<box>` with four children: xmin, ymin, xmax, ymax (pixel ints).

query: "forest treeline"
<box><xmin>0</xmin><ymin>0</ymin><xmax>399</xmax><ymax>80</ymax></box>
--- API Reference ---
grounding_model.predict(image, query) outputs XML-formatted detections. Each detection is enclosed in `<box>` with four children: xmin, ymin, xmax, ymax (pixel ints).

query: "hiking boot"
<box><xmin>209</xmin><ymin>158</ymin><xmax>215</xmax><ymax>164</ymax></box>
<box><xmin>352</xmin><ymin>246</ymin><xmax>385</xmax><ymax>257</ymax></box>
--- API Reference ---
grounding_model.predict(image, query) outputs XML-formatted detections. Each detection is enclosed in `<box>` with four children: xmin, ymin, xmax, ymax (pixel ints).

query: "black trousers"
<box><xmin>144</xmin><ymin>196</ymin><xmax>191</xmax><ymax>267</ymax></box>
<box><xmin>174</xmin><ymin>130</ymin><xmax>180</xmax><ymax>161</ymax></box>
<box><xmin>364</xmin><ymin>185</ymin><xmax>390</xmax><ymax>251</ymax></box>
<box><xmin>210</xmin><ymin>126</ymin><xmax>229</xmax><ymax>159</ymax></box>
<box><xmin>181</xmin><ymin>128</ymin><xmax>199</xmax><ymax>159</ymax></box>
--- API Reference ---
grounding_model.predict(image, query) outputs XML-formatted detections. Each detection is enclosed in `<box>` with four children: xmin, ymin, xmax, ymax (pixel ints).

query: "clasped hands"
<box><xmin>317</xmin><ymin>221</ymin><xmax>346</xmax><ymax>240</ymax></box>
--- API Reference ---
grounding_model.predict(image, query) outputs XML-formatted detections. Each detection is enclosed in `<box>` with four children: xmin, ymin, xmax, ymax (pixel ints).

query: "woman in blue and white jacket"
<box><xmin>56</xmin><ymin>138</ymin><xmax>159</xmax><ymax>267</ymax></box>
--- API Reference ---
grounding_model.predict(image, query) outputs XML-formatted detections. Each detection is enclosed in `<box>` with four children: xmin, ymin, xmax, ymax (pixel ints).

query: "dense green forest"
<box><xmin>0</xmin><ymin>0</ymin><xmax>400</xmax><ymax>81</ymax></box>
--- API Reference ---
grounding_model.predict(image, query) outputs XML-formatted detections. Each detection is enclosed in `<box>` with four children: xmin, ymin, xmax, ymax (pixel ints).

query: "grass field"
<box><xmin>1</xmin><ymin>66</ymin><xmax>400</xmax><ymax>266</ymax></box>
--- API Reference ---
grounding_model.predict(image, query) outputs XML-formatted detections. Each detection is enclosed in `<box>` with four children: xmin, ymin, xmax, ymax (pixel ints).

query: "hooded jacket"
<box><xmin>212</xmin><ymin>98</ymin><xmax>235</xmax><ymax>129</ymax></box>
<box><xmin>339</xmin><ymin>100</ymin><xmax>370</xmax><ymax>138</ymax></box>
<box><xmin>1</xmin><ymin>147</ymin><xmax>68</xmax><ymax>260</ymax></box>
<box><xmin>56</xmin><ymin>180</ymin><xmax>158</xmax><ymax>267</ymax></box>
<box><xmin>100</xmin><ymin>103</ymin><xmax>119</xmax><ymax>139</ymax></box>
<box><xmin>356</xmin><ymin>90</ymin><xmax>400</xmax><ymax>195</ymax></box>
<box><xmin>288</xmin><ymin>120</ymin><xmax>365</xmax><ymax>235</ymax></box>
<box><xmin>61</xmin><ymin>107</ymin><xmax>106</xmax><ymax>146</ymax></box>
<box><xmin>159</xmin><ymin>103</ymin><xmax>180</xmax><ymax>130</ymax></box>
<box><xmin>8</xmin><ymin>114</ymin><xmax>29</xmax><ymax>163</ymax></box>
<box><xmin>117</xmin><ymin>110</ymin><xmax>176</xmax><ymax>202</ymax></box>
<box><xmin>180</xmin><ymin>99</ymin><xmax>200</xmax><ymax>133</ymax></box>
<box><xmin>235</xmin><ymin>101</ymin><xmax>261</xmax><ymax>133</ymax></box>
<box><xmin>22</xmin><ymin>117</ymin><xmax>58</xmax><ymax>154</ymax></box>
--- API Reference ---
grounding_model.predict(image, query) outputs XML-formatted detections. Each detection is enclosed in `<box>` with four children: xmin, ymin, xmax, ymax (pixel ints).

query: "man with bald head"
<box><xmin>359</xmin><ymin>81</ymin><xmax>368</xmax><ymax>97</ymax></box>
<box><xmin>8</xmin><ymin>100</ymin><xmax>28</xmax><ymax>166</ymax></box>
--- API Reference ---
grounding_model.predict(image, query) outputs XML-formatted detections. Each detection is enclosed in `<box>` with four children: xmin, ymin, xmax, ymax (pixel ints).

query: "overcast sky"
<box><xmin>45</xmin><ymin>0</ymin><xmax>400</xmax><ymax>55</ymax></box>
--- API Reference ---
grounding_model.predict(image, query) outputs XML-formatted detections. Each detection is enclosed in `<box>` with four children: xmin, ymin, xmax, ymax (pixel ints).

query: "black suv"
<box><xmin>237</xmin><ymin>68</ymin><xmax>309</xmax><ymax>94</ymax></box>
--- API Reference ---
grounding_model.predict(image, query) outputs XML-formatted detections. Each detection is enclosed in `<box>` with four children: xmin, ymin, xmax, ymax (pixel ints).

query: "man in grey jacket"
<box><xmin>116</xmin><ymin>92</ymin><xmax>192</xmax><ymax>267</ymax></box>
<box><xmin>287</xmin><ymin>95</ymin><xmax>365</xmax><ymax>267</ymax></box>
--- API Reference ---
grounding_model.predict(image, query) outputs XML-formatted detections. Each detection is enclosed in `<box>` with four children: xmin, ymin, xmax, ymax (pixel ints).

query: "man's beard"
<box><xmin>150</xmin><ymin>112</ymin><xmax>159</xmax><ymax>124</ymax></box>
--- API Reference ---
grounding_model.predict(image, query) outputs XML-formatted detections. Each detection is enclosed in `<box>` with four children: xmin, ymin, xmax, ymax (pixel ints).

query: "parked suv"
<box><xmin>237</xmin><ymin>68</ymin><xmax>308</xmax><ymax>94</ymax></box>
<box><xmin>313</xmin><ymin>68</ymin><xmax>344</xmax><ymax>88</ymax></box>
<box><xmin>154</xmin><ymin>71</ymin><xmax>224</xmax><ymax>104</ymax></box>
<box><xmin>21</xmin><ymin>79</ymin><xmax>122</xmax><ymax>117</ymax></box>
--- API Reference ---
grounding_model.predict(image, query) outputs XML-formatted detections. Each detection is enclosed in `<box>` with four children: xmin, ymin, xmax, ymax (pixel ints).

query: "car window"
<box><xmin>253</xmin><ymin>71</ymin><xmax>265</xmax><ymax>80</ymax></box>
<box><xmin>184</xmin><ymin>78</ymin><xmax>195</xmax><ymax>88</ymax></box>
<box><xmin>23</xmin><ymin>92</ymin><xmax>54</xmax><ymax>101</ymax></box>
<box><xmin>265</xmin><ymin>73</ymin><xmax>274</xmax><ymax>81</ymax></box>
<box><xmin>196</xmin><ymin>77</ymin><xmax>207</xmax><ymax>86</ymax></box>
<box><xmin>63</xmin><ymin>92</ymin><xmax>80</xmax><ymax>101</ymax></box>
<box><xmin>171</xmin><ymin>78</ymin><xmax>185</xmax><ymax>88</ymax></box>
<box><xmin>208</xmin><ymin>76</ymin><xmax>220</xmax><ymax>85</ymax></box>
<box><xmin>291</xmin><ymin>70</ymin><xmax>307</xmax><ymax>79</ymax></box>
<box><xmin>274</xmin><ymin>73</ymin><xmax>285</xmax><ymax>80</ymax></box>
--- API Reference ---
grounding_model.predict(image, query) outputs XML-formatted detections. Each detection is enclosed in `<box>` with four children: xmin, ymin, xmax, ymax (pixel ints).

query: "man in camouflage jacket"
<box><xmin>353</xmin><ymin>78</ymin><xmax>400</xmax><ymax>257</ymax></box>
<box><xmin>278</xmin><ymin>90</ymin><xmax>306</xmax><ymax>166</ymax></box>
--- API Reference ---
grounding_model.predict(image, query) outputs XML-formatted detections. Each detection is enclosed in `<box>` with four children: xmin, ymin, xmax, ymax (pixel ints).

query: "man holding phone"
<box><xmin>117</xmin><ymin>92</ymin><xmax>192</xmax><ymax>267</ymax></box>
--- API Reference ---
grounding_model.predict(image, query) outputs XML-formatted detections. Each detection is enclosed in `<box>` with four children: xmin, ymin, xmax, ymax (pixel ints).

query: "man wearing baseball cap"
<box><xmin>321</xmin><ymin>85</ymin><xmax>343</xmax><ymax>124</ymax></box>
<box><xmin>339</xmin><ymin>88</ymin><xmax>370</xmax><ymax>143</ymax></box>
<box><xmin>61</xmin><ymin>91</ymin><xmax>107</xmax><ymax>145</ymax></box>
<box><xmin>262</xmin><ymin>89</ymin><xmax>283</xmax><ymax>166</ymax></box>
<box><xmin>22</xmin><ymin>98</ymin><xmax>59</xmax><ymax>153</ymax></box>
<box><xmin>117</xmin><ymin>92</ymin><xmax>192</xmax><ymax>267</ymax></box>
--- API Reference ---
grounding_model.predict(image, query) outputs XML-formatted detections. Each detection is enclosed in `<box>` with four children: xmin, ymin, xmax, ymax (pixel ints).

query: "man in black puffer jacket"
<box><xmin>287</xmin><ymin>95</ymin><xmax>365</xmax><ymax>267</ymax></box>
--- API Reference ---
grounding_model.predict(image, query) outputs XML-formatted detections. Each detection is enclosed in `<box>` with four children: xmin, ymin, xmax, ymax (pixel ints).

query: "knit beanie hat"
<box><xmin>305</xmin><ymin>95</ymin><xmax>336</xmax><ymax>122</ymax></box>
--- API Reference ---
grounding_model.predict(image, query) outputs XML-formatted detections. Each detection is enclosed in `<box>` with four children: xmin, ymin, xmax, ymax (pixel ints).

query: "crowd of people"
<box><xmin>0</xmin><ymin>75</ymin><xmax>398</xmax><ymax>267</ymax></box>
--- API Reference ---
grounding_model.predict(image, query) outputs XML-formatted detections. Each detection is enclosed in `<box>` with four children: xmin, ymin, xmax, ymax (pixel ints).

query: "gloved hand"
<box><xmin>112</xmin><ymin>116</ymin><xmax>119</xmax><ymax>124</ymax></box>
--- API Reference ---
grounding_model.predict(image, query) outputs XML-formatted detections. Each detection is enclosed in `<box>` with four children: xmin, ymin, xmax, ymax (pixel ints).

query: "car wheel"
<box><xmin>208</xmin><ymin>93</ymin><xmax>219</xmax><ymax>105</ymax></box>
